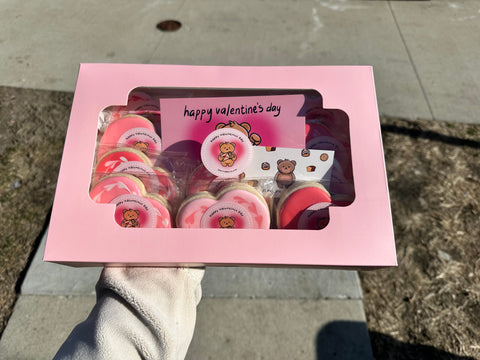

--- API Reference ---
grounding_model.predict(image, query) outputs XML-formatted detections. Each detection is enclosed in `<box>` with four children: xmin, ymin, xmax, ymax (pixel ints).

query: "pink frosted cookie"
<box><xmin>144</xmin><ymin>193</ymin><xmax>172</xmax><ymax>228</ymax></box>
<box><xmin>176</xmin><ymin>183</ymin><xmax>270</xmax><ymax>229</ymax></box>
<box><xmin>111</xmin><ymin>194</ymin><xmax>157</xmax><ymax>228</ymax></box>
<box><xmin>93</xmin><ymin>148</ymin><xmax>152</xmax><ymax>183</ymax></box>
<box><xmin>117</xmin><ymin>127</ymin><xmax>162</xmax><ymax>157</ymax></box>
<box><xmin>98</xmin><ymin>115</ymin><xmax>157</xmax><ymax>158</ymax></box>
<box><xmin>276</xmin><ymin>182</ymin><xmax>331</xmax><ymax>229</ymax></box>
<box><xmin>111</xmin><ymin>161</ymin><xmax>179</xmax><ymax>205</ymax></box>
<box><xmin>89</xmin><ymin>174</ymin><xmax>146</xmax><ymax>204</ymax></box>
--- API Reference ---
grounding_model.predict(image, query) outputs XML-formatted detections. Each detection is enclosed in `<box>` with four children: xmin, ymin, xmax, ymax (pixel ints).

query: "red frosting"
<box><xmin>278</xmin><ymin>186</ymin><xmax>331</xmax><ymax>229</ymax></box>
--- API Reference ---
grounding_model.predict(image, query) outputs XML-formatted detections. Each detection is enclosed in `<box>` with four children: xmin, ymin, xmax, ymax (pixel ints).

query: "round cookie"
<box><xmin>111</xmin><ymin>194</ymin><xmax>157</xmax><ymax>228</ymax></box>
<box><xmin>176</xmin><ymin>192</ymin><xmax>217</xmax><ymax>229</ymax></box>
<box><xmin>89</xmin><ymin>173</ymin><xmax>146</xmax><ymax>204</ymax></box>
<box><xmin>176</xmin><ymin>183</ymin><xmax>270</xmax><ymax>229</ymax></box>
<box><xmin>98</xmin><ymin>114</ymin><xmax>156</xmax><ymax>158</ymax></box>
<box><xmin>93</xmin><ymin>147</ymin><xmax>152</xmax><ymax>183</ymax></box>
<box><xmin>144</xmin><ymin>193</ymin><xmax>173</xmax><ymax>228</ymax></box>
<box><xmin>117</xmin><ymin>127</ymin><xmax>162</xmax><ymax>157</ymax></box>
<box><xmin>276</xmin><ymin>182</ymin><xmax>331</xmax><ymax>229</ymax></box>
<box><xmin>110</xmin><ymin>160</ymin><xmax>179</xmax><ymax>205</ymax></box>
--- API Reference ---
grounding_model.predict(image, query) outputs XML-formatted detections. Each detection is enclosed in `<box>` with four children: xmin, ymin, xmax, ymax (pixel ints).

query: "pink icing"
<box><xmin>177</xmin><ymin>199</ymin><xmax>217</xmax><ymax>228</ymax></box>
<box><xmin>98</xmin><ymin>115</ymin><xmax>156</xmax><ymax>159</ymax></box>
<box><xmin>145</xmin><ymin>196</ymin><xmax>172</xmax><ymax>228</ymax></box>
<box><xmin>94</xmin><ymin>150</ymin><xmax>151</xmax><ymax>183</ymax></box>
<box><xmin>277</xmin><ymin>186</ymin><xmax>331</xmax><ymax>229</ymax></box>
<box><xmin>177</xmin><ymin>188</ymin><xmax>270</xmax><ymax>229</ymax></box>
<box><xmin>89</xmin><ymin>175</ymin><xmax>144</xmax><ymax>204</ymax></box>
<box><xmin>111</xmin><ymin>194</ymin><xmax>156</xmax><ymax>228</ymax></box>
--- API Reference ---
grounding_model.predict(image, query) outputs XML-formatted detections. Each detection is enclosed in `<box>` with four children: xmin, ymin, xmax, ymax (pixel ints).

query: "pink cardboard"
<box><xmin>44</xmin><ymin>64</ymin><xmax>396</xmax><ymax>268</ymax></box>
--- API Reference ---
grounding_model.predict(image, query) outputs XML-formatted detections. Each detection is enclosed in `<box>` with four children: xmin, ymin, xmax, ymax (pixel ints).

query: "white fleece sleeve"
<box><xmin>54</xmin><ymin>267</ymin><xmax>204</xmax><ymax>360</ymax></box>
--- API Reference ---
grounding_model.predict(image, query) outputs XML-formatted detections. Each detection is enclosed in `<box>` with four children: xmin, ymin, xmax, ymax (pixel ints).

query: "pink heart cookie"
<box><xmin>89</xmin><ymin>174</ymin><xmax>146</xmax><ymax>204</ymax></box>
<box><xmin>177</xmin><ymin>183</ymin><xmax>270</xmax><ymax>229</ymax></box>
<box><xmin>276</xmin><ymin>182</ymin><xmax>331</xmax><ymax>229</ymax></box>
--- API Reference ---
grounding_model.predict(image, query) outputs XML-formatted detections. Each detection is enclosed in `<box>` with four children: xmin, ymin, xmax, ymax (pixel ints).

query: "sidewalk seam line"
<box><xmin>388</xmin><ymin>1</ymin><xmax>435</xmax><ymax>120</ymax></box>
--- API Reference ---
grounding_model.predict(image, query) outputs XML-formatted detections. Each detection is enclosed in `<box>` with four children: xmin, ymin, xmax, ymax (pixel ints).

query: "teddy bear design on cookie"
<box><xmin>133</xmin><ymin>141</ymin><xmax>149</xmax><ymax>153</ymax></box>
<box><xmin>219</xmin><ymin>216</ymin><xmax>235</xmax><ymax>229</ymax></box>
<box><xmin>274</xmin><ymin>159</ymin><xmax>296</xmax><ymax>188</ymax></box>
<box><xmin>218</xmin><ymin>142</ymin><xmax>237</xmax><ymax>167</ymax></box>
<box><xmin>121</xmin><ymin>209</ymin><xmax>140</xmax><ymax>228</ymax></box>
<box><xmin>215</xmin><ymin>120</ymin><xmax>261</xmax><ymax>145</ymax></box>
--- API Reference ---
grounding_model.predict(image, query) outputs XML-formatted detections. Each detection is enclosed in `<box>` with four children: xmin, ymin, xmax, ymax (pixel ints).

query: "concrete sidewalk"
<box><xmin>1</xmin><ymin>0</ymin><xmax>479</xmax><ymax>358</ymax></box>
<box><xmin>1</xmin><ymin>0</ymin><xmax>479</xmax><ymax>123</ymax></box>
<box><xmin>0</xmin><ymin>230</ymin><xmax>373</xmax><ymax>359</ymax></box>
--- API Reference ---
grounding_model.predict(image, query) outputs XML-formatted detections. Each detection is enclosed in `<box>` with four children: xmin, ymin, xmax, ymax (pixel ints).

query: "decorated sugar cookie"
<box><xmin>98</xmin><ymin>115</ymin><xmax>157</xmax><ymax>158</ymax></box>
<box><xmin>144</xmin><ymin>193</ymin><xmax>172</xmax><ymax>228</ymax></box>
<box><xmin>117</xmin><ymin>127</ymin><xmax>162</xmax><ymax>156</ymax></box>
<box><xmin>276</xmin><ymin>182</ymin><xmax>331</xmax><ymax>229</ymax></box>
<box><xmin>111</xmin><ymin>194</ymin><xmax>157</xmax><ymax>228</ymax></box>
<box><xmin>89</xmin><ymin>174</ymin><xmax>146</xmax><ymax>204</ymax></box>
<box><xmin>93</xmin><ymin>147</ymin><xmax>152</xmax><ymax>183</ymax></box>
<box><xmin>176</xmin><ymin>183</ymin><xmax>270</xmax><ymax>229</ymax></box>
<box><xmin>111</xmin><ymin>161</ymin><xmax>179</xmax><ymax>205</ymax></box>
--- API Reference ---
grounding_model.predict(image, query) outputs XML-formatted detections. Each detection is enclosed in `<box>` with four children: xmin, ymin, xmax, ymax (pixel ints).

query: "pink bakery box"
<box><xmin>44</xmin><ymin>63</ymin><xmax>396</xmax><ymax>268</ymax></box>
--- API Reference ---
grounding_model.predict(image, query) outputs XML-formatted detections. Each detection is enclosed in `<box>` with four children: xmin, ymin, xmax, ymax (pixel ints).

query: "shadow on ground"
<box><xmin>316</xmin><ymin>321</ymin><xmax>476</xmax><ymax>360</ymax></box>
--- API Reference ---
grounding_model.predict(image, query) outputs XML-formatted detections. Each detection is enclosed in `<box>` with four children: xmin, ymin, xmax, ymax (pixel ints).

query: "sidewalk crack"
<box><xmin>388</xmin><ymin>1</ymin><xmax>435</xmax><ymax>120</ymax></box>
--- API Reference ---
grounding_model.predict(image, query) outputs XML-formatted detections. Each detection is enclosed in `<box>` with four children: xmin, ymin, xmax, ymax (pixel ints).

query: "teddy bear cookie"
<box><xmin>276</xmin><ymin>181</ymin><xmax>331</xmax><ymax>229</ymax></box>
<box><xmin>176</xmin><ymin>183</ymin><xmax>270</xmax><ymax>229</ymax></box>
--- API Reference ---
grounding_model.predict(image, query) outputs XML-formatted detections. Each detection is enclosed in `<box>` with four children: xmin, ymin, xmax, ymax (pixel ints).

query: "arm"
<box><xmin>54</xmin><ymin>267</ymin><xmax>204</xmax><ymax>360</ymax></box>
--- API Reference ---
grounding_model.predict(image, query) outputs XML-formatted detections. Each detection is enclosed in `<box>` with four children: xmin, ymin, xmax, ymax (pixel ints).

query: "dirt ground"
<box><xmin>0</xmin><ymin>86</ymin><xmax>479</xmax><ymax>359</ymax></box>
<box><xmin>359</xmin><ymin>118</ymin><xmax>480</xmax><ymax>359</ymax></box>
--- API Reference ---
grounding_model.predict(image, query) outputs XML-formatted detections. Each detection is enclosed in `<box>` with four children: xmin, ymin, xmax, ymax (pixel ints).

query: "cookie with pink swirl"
<box><xmin>176</xmin><ymin>183</ymin><xmax>270</xmax><ymax>229</ymax></box>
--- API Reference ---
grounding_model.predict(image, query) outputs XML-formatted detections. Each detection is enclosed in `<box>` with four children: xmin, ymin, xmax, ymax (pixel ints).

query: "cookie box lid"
<box><xmin>44</xmin><ymin>64</ymin><xmax>396</xmax><ymax>268</ymax></box>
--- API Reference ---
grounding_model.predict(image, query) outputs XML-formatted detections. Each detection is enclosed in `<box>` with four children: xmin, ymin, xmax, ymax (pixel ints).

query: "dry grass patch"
<box><xmin>360</xmin><ymin>117</ymin><xmax>480</xmax><ymax>359</ymax></box>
